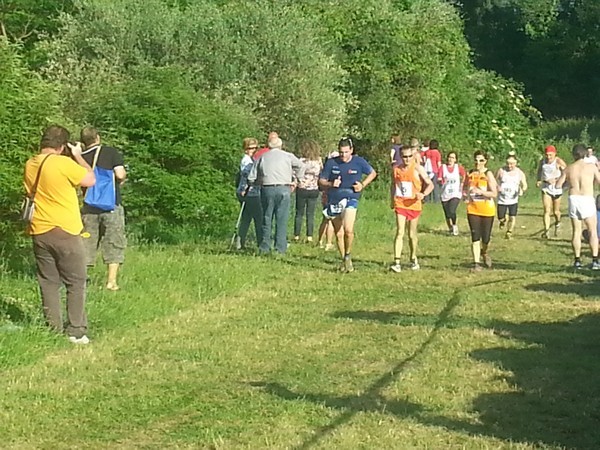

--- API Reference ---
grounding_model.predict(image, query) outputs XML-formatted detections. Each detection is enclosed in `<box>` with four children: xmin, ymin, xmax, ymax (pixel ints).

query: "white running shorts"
<box><xmin>568</xmin><ymin>195</ymin><xmax>596</xmax><ymax>220</ymax></box>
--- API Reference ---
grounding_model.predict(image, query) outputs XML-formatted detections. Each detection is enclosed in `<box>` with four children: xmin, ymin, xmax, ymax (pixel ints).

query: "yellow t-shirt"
<box><xmin>24</xmin><ymin>154</ymin><xmax>87</xmax><ymax>235</ymax></box>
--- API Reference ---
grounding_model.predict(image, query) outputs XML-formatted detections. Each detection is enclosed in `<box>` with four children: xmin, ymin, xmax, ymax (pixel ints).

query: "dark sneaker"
<box><xmin>505</xmin><ymin>231</ymin><xmax>513</xmax><ymax>240</ymax></box>
<box><xmin>499</xmin><ymin>220</ymin><xmax>506</xmax><ymax>230</ymax></box>
<box><xmin>573</xmin><ymin>260</ymin><xmax>583</xmax><ymax>270</ymax></box>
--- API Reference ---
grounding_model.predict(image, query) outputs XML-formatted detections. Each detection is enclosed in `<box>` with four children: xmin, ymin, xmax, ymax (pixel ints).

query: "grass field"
<box><xmin>1</xmin><ymin>191</ymin><xmax>599</xmax><ymax>449</ymax></box>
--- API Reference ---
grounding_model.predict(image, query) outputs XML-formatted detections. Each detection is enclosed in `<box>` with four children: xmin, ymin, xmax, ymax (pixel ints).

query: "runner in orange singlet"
<box><xmin>464</xmin><ymin>150</ymin><xmax>498</xmax><ymax>272</ymax></box>
<box><xmin>389</xmin><ymin>147</ymin><xmax>434</xmax><ymax>272</ymax></box>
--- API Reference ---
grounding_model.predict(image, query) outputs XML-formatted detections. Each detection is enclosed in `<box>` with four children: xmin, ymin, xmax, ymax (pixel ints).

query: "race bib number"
<box><xmin>501</xmin><ymin>185</ymin><xmax>517</xmax><ymax>198</ymax></box>
<box><xmin>445</xmin><ymin>178</ymin><xmax>457</xmax><ymax>195</ymax></box>
<box><xmin>395</xmin><ymin>181</ymin><xmax>413</xmax><ymax>198</ymax></box>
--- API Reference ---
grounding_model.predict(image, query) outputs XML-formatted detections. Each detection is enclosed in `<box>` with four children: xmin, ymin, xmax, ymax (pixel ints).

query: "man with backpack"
<box><xmin>80</xmin><ymin>126</ymin><xmax>127</xmax><ymax>291</ymax></box>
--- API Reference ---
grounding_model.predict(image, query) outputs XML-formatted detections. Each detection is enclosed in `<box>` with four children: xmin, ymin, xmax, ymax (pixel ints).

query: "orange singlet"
<box><xmin>393</xmin><ymin>161</ymin><xmax>423</xmax><ymax>211</ymax></box>
<box><xmin>466</xmin><ymin>170</ymin><xmax>495</xmax><ymax>217</ymax></box>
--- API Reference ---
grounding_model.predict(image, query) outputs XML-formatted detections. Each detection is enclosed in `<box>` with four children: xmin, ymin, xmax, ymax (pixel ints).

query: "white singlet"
<box><xmin>440</xmin><ymin>164</ymin><xmax>462</xmax><ymax>202</ymax></box>
<box><xmin>541</xmin><ymin>159</ymin><xmax>562</xmax><ymax>196</ymax></box>
<box><xmin>497</xmin><ymin>169</ymin><xmax>522</xmax><ymax>206</ymax></box>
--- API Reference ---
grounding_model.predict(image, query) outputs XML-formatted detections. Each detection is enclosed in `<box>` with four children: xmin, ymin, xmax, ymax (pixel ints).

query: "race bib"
<box><xmin>501</xmin><ymin>185</ymin><xmax>517</xmax><ymax>199</ymax></box>
<box><xmin>395</xmin><ymin>181</ymin><xmax>413</xmax><ymax>198</ymax></box>
<box><xmin>445</xmin><ymin>178</ymin><xmax>457</xmax><ymax>194</ymax></box>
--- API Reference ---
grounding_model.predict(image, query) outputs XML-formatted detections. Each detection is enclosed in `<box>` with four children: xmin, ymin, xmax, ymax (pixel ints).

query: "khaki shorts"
<box><xmin>82</xmin><ymin>205</ymin><xmax>127</xmax><ymax>265</ymax></box>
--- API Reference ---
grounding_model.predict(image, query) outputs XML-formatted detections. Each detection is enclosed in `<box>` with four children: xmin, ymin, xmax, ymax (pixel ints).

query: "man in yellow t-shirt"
<box><xmin>24</xmin><ymin>125</ymin><xmax>95</xmax><ymax>344</ymax></box>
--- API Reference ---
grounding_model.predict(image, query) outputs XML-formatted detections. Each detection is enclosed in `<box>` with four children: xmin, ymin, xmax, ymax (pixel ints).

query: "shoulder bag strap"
<box><xmin>91</xmin><ymin>145</ymin><xmax>102</xmax><ymax>170</ymax></box>
<box><xmin>29</xmin><ymin>154</ymin><xmax>52</xmax><ymax>200</ymax></box>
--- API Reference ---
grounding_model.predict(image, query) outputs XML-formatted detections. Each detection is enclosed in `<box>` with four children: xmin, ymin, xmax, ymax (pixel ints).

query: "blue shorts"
<box><xmin>323</xmin><ymin>198</ymin><xmax>359</xmax><ymax>219</ymax></box>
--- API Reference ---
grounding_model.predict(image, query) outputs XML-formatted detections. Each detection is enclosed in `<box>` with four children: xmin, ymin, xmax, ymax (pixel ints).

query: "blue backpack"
<box><xmin>84</xmin><ymin>146</ymin><xmax>116</xmax><ymax>211</ymax></box>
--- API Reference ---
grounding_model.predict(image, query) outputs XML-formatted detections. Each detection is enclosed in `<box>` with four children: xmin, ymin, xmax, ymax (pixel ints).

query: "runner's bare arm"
<box><xmin>555</xmin><ymin>168</ymin><xmax>567</xmax><ymax>189</ymax></box>
<box><xmin>520</xmin><ymin>169</ymin><xmax>528</xmax><ymax>192</ymax></box>
<box><xmin>594</xmin><ymin>165</ymin><xmax>600</xmax><ymax>186</ymax></box>
<box><xmin>354</xmin><ymin>170</ymin><xmax>377</xmax><ymax>192</ymax></box>
<box><xmin>390</xmin><ymin>171</ymin><xmax>396</xmax><ymax>208</ymax></box>
<box><xmin>536</xmin><ymin>160</ymin><xmax>543</xmax><ymax>187</ymax></box>
<box><xmin>485</xmin><ymin>171</ymin><xmax>498</xmax><ymax>198</ymax></box>
<box><xmin>417</xmin><ymin>165</ymin><xmax>434</xmax><ymax>199</ymax></box>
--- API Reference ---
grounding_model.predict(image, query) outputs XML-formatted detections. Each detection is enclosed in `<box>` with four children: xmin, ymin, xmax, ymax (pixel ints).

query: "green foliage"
<box><xmin>460</xmin><ymin>71</ymin><xmax>541</xmax><ymax>165</ymax></box>
<box><xmin>460</xmin><ymin>0</ymin><xmax>600</xmax><ymax>117</ymax></box>
<box><xmin>0</xmin><ymin>40</ymin><xmax>64</xmax><ymax>268</ymax></box>
<box><xmin>79</xmin><ymin>66</ymin><xmax>260</xmax><ymax>240</ymax></box>
<box><xmin>42</xmin><ymin>0</ymin><xmax>347</xmax><ymax>149</ymax></box>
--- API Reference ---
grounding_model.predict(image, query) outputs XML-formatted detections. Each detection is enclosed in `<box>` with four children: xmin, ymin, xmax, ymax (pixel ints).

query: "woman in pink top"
<box><xmin>437</xmin><ymin>151</ymin><xmax>466</xmax><ymax>235</ymax></box>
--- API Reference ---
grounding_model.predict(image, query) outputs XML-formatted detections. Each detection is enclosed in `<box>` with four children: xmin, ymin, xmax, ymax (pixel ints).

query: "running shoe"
<box><xmin>499</xmin><ymin>220</ymin><xmax>506</xmax><ymax>230</ymax></box>
<box><xmin>554</xmin><ymin>222</ymin><xmax>561</xmax><ymax>237</ymax></box>
<box><xmin>470</xmin><ymin>263</ymin><xmax>483</xmax><ymax>273</ymax></box>
<box><xmin>344</xmin><ymin>257</ymin><xmax>354</xmax><ymax>273</ymax></box>
<box><xmin>68</xmin><ymin>335</ymin><xmax>90</xmax><ymax>345</ymax></box>
<box><xmin>591</xmin><ymin>261</ymin><xmax>600</xmax><ymax>271</ymax></box>
<box><xmin>483</xmin><ymin>254</ymin><xmax>492</xmax><ymax>269</ymax></box>
<box><xmin>542</xmin><ymin>229</ymin><xmax>550</xmax><ymax>239</ymax></box>
<box><xmin>389</xmin><ymin>263</ymin><xmax>402</xmax><ymax>273</ymax></box>
<box><xmin>573</xmin><ymin>260</ymin><xmax>583</xmax><ymax>270</ymax></box>
<box><xmin>505</xmin><ymin>231</ymin><xmax>513</xmax><ymax>240</ymax></box>
<box><xmin>452</xmin><ymin>225</ymin><xmax>459</xmax><ymax>236</ymax></box>
<box><xmin>410</xmin><ymin>260</ymin><xmax>420</xmax><ymax>271</ymax></box>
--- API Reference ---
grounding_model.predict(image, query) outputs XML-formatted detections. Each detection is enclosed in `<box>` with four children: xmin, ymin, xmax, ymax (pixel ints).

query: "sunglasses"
<box><xmin>401</xmin><ymin>154</ymin><xmax>412</xmax><ymax>159</ymax></box>
<box><xmin>474</xmin><ymin>158</ymin><xmax>486</xmax><ymax>163</ymax></box>
<box><xmin>247</xmin><ymin>146</ymin><xmax>258</xmax><ymax>150</ymax></box>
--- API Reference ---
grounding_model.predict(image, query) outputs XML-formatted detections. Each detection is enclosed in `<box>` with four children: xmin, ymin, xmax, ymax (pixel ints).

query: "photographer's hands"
<box><xmin>67</xmin><ymin>142</ymin><xmax>83</xmax><ymax>157</ymax></box>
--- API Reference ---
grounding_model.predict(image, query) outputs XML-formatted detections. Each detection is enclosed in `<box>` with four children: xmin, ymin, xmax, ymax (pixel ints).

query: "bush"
<box><xmin>0</xmin><ymin>40</ymin><xmax>65</xmax><ymax>270</ymax></box>
<box><xmin>80</xmin><ymin>66</ymin><xmax>260</xmax><ymax>240</ymax></box>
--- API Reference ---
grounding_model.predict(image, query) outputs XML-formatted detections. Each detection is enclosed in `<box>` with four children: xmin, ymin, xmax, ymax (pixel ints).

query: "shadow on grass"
<box><xmin>331</xmin><ymin>310</ymin><xmax>486</xmax><ymax>329</ymax></box>
<box><xmin>448</xmin><ymin>313</ymin><xmax>600</xmax><ymax>449</ymax></box>
<box><xmin>252</xmin><ymin>289</ymin><xmax>463</xmax><ymax>450</ymax></box>
<box><xmin>256</xmin><ymin>309</ymin><xmax>600</xmax><ymax>449</ymax></box>
<box><xmin>525</xmin><ymin>277</ymin><xmax>600</xmax><ymax>298</ymax></box>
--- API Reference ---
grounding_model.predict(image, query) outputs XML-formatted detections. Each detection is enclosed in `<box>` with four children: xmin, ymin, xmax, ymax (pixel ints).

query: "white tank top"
<box><xmin>498</xmin><ymin>169</ymin><xmax>521</xmax><ymax>205</ymax></box>
<box><xmin>440</xmin><ymin>164</ymin><xmax>462</xmax><ymax>202</ymax></box>
<box><xmin>541</xmin><ymin>159</ymin><xmax>562</xmax><ymax>196</ymax></box>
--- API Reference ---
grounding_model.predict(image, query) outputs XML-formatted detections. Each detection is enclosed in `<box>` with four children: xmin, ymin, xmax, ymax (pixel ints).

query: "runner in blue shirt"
<box><xmin>319</xmin><ymin>137</ymin><xmax>377</xmax><ymax>272</ymax></box>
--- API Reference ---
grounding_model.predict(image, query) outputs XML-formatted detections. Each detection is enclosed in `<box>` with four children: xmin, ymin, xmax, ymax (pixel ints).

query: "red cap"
<box><xmin>545</xmin><ymin>145</ymin><xmax>556</xmax><ymax>154</ymax></box>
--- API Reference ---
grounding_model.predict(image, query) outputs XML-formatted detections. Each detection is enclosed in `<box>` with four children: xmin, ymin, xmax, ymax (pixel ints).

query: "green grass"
<box><xmin>1</xmin><ymin>193</ymin><xmax>599</xmax><ymax>449</ymax></box>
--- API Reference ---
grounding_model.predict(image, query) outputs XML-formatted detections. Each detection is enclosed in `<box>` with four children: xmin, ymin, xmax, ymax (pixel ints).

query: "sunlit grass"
<box><xmin>1</xmin><ymin>194</ymin><xmax>599</xmax><ymax>449</ymax></box>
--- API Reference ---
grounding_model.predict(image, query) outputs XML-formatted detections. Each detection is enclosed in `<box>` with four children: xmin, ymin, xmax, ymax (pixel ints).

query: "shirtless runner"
<box><xmin>556</xmin><ymin>143</ymin><xmax>600</xmax><ymax>270</ymax></box>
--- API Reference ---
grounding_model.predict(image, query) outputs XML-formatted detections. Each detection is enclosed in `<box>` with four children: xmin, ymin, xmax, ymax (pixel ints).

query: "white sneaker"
<box><xmin>410</xmin><ymin>260</ymin><xmax>420</xmax><ymax>270</ymax></box>
<box><xmin>68</xmin><ymin>335</ymin><xmax>90</xmax><ymax>345</ymax></box>
<box><xmin>389</xmin><ymin>263</ymin><xmax>402</xmax><ymax>273</ymax></box>
<box><xmin>452</xmin><ymin>225</ymin><xmax>459</xmax><ymax>236</ymax></box>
